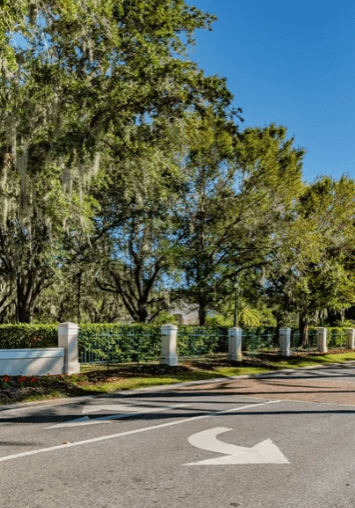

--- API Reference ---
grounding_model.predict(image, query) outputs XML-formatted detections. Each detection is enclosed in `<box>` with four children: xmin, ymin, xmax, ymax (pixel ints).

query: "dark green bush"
<box><xmin>0</xmin><ymin>324</ymin><xmax>58</xmax><ymax>349</ymax></box>
<box><xmin>306</xmin><ymin>326</ymin><xmax>349</xmax><ymax>348</ymax></box>
<box><xmin>177</xmin><ymin>326</ymin><xmax>229</xmax><ymax>357</ymax></box>
<box><xmin>241</xmin><ymin>327</ymin><xmax>278</xmax><ymax>352</ymax></box>
<box><xmin>1</xmin><ymin>323</ymin><xmax>351</xmax><ymax>359</ymax></box>
<box><xmin>78</xmin><ymin>323</ymin><xmax>161</xmax><ymax>363</ymax></box>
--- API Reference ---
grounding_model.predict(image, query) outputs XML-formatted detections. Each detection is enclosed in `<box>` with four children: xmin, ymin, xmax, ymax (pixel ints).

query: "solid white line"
<box><xmin>0</xmin><ymin>400</ymin><xmax>280</xmax><ymax>463</ymax></box>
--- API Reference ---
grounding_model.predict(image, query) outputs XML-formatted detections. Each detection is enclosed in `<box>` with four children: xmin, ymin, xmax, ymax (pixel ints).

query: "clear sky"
<box><xmin>188</xmin><ymin>0</ymin><xmax>355</xmax><ymax>183</ymax></box>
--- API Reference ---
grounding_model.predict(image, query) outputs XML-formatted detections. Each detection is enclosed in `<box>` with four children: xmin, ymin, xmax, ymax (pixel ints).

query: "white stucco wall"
<box><xmin>0</xmin><ymin>348</ymin><xmax>65</xmax><ymax>376</ymax></box>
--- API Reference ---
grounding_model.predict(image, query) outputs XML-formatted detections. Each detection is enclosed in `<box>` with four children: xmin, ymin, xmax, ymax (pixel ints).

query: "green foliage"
<box><xmin>0</xmin><ymin>1</ymin><xmax>354</xmax><ymax>333</ymax></box>
<box><xmin>306</xmin><ymin>326</ymin><xmax>351</xmax><ymax>348</ymax></box>
<box><xmin>177</xmin><ymin>326</ymin><xmax>228</xmax><ymax>357</ymax></box>
<box><xmin>205</xmin><ymin>315</ymin><xmax>233</xmax><ymax>327</ymax></box>
<box><xmin>176</xmin><ymin>122</ymin><xmax>305</xmax><ymax>325</ymax></box>
<box><xmin>78</xmin><ymin>323</ymin><xmax>161</xmax><ymax>363</ymax></box>
<box><xmin>325</xmin><ymin>327</ymin><xmax>348</xmax><ymax>348</ymax></box>
<box><xmin>0</xmin><ymin>0</ymin><xmax>234</xmax><ymax>324</ymax></box>
<box><xmin>0</xmin><ymin>324</ymin><xmax>58</xmax><ymax>348</ymax></box>
<box><xmin>241</xmin><ymin>327</ymin><xmax>278</xmax><ymax>352</ymax></box>
<box><xmin>149</xmin><ymin>312</ymin><xmax>178</xmax><ymax>326</ymax></box>
<box><xmin>268</xmin><ymin>175</ymin><xmax>355</xmax><ymax>332</ymax></box>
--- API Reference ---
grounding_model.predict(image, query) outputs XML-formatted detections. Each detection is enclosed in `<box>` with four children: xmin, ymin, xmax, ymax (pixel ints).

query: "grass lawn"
<box><xmin>1</xmin><ymin>349</ymin><xmax>355</xmax><ymax>406</ymax></box>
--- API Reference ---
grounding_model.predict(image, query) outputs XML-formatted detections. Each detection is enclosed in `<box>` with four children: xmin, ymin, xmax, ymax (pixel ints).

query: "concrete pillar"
<box><xmin>279</xmin><ymin>328</ymin><xmax>291</xmax><ymax>357</ymax></box>
<box><xmin>228</xmin><ymin>327</ymin><xmax>243</xmax><ymax>361</ymax></box>
<box><xmin>58</xmin><ymin>322</ymin><xmax>80</xmax><ymax>374</ymax></box>
<box><xmin>160</xmin><ymin>324</ymin><xmax>178</xmax><ymax>366</ymax></box>
<box><xmin>317</xmin><ymin>327</ymin><xmax>327</xmax><ymax>353</ymax></box>
<box><xmin>347</xmin><ymin>328</ymin><xmax>355</xmax><ymax>350</ymax></box>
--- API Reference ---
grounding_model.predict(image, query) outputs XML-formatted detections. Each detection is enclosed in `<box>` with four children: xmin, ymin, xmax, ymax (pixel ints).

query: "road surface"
<box><xmin>1</xmin><ymin>364</ymin><xmax>355</xmax><ymax>507</ymax></box>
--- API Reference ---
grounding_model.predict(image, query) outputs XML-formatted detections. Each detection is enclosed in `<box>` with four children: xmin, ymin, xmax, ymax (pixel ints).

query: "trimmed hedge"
<box><xmin>0</xmin><ymin>324</ymin><xmax>58</xmax><ymax>349</ymax></box>
<box><xmin>241</xmin><ymin>327</ymin><xmax>279</xmax><ymax>352</ymax></box>
<box><xmin>0</xmin><ymin>324</ymin><xmax>353</xmax><ymax>358</ymax></box>
<box><xmin>306</xmin><ymin>326</ymin><xmax>349</xmax><ymax>348</ymax></box>
<box><xmin>177</xmin><ymin>326</ymin><xmax>228</xmax><ymax>357</ymax></box>
<box><xmin>78</xmin><ymin>323</ymin><xmax>161</xmax><ymax>363</ymax></box>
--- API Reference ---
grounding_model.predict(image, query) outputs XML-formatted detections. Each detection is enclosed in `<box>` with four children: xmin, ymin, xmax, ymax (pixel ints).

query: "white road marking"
<box><xmin>184</xmin><ymin>427</ymin><xmax>289</xmax><ymax>465</ymax></box>
<box><xmin>0</xmin><ymin>400</ymin><xmax>280</xmax><ymax>463</ymax></box>
<box><xmin>45</xmin><ymin>416</ymin><xmax>111</xmax><ymax>428</ymax></box>
<box><xmin>82</xmin><ymin>404</ymin><xmax>153</xmax><ymax>414</ymax></box>
<box><xmin>45</xmin><ymin>404</ymin><xmax>189</xmax><ymax>429</ymax></box>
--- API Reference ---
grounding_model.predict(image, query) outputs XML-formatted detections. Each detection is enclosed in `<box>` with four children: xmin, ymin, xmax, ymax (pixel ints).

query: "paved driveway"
<box><xmin>1</xmin><ymin>365</ymin><xmax>355</xmax><ymax>508</ymax></box>
<box><xmin>179</xmin><ymin>364</ymin><xmax>355</xmax><ymax>405</ymax></box>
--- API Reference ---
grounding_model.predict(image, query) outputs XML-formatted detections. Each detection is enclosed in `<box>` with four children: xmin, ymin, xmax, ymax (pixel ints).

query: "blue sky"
<box><xmin>189</xmin><ymin>0</ymin><xmax>355</xmax><ymax>183</ymax></box>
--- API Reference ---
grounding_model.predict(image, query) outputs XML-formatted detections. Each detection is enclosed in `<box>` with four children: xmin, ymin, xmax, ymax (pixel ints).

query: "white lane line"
<box><xmin>45</xmin><ymin>404</ymin><xmax>190</xmax><ymax>428</ymax></box>
<box><xmin>0</xmin><ymin>400</ymin><xmax>280</xmax><ymax>463</ymax></box>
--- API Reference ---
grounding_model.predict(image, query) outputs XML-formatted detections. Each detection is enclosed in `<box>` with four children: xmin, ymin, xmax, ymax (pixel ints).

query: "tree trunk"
<box><xmin>17</xmin><ymin>305</ymin><xmax>32</xmax><ymax>323</ymax></box>
<box><xmin>198</xmin><ymin>297</ymin><xmax>207</xmax><ymax>326</ymax></box>
<box><xmin>16</xmin><ymin>281</ymin><xmax>33</xmax><ymax>323</ymax></box>
<box><xmin>137</xmin><ymin>305</ymin><xmax>148</xmax><ymax>323</ymax></box>
<box><xmin>77</xmin><ymin>271</ymin><xmax>82</xmax><ymax>324</ymax></box>
<box><xmin>16</xmin><ymin>275</ymin><xmax>45</xmax><ymax>323</ymax></box>
<box><xmin>299</xmin><ymin>313</ymin><xmax>309</xmax><ymax>347</ymax></box>
<box><xmin>275</xmin><ymin>312</ymin><xmax>285</xmax><ymax>334</ymax></box>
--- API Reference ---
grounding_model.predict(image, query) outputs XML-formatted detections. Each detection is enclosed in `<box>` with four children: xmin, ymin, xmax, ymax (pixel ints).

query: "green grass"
<box><xmin>2</xmin><ymin>351</ymin><xmax>355</xmax><ymax>405</ymax></box>
<box><xmin>16</xmin><ymin>390</ymin><xmax>69</xmax><ymax>403</ymax></box>
<box><xmin>76</xmin><ymin>351</ymin><xmax>355</xmax><ymax>394</ymax></box>
<box><xmin>74</xmin><ymin>369</ymin><xmax>223</xmax><ymax>393</ymax></box>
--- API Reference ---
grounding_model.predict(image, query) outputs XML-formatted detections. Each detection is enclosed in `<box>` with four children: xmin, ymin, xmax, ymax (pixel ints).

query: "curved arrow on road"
<box><xmin>185</xmin><ymin>427</ymin><xmax>289</xmax><ymax>465</ymax></box>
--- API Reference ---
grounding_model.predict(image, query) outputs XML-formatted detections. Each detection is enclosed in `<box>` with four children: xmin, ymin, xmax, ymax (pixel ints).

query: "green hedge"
<box><xmin>0</xmin><ymin>323</ymin><xmax>353</xmax><ymax>356</ymax></box>
<box><xmin>323</xmin><ymin>327</ymin><xmax>348</xmax><ymax>348</ymax></box>
<box><xmin>305</xmin><ymin>327</ymin><xmax>349</xmax><ymax>348</ymax></box>
<box><xmin>0</xmin><ymin>324</ymin><xmax>58</xmax><ymax>349</ymax></box>
<box><xmin>177</xmin><ymin>326</ymin><xmax>229</xmax><ymax>357</ymax></box>
<box><xmin>0</xmin><ymin>323</ymin><xmax>163</xmax><ymax>362</ymax></box>
<box><xmin>78</xmin><ymin>323</ymin><xmax>161</xmax><ymax>363</ymax></box>
<box><xmin>241</xmin><ymin>327</ymin><xmax>278</xmax><ymax>352</ymax></box>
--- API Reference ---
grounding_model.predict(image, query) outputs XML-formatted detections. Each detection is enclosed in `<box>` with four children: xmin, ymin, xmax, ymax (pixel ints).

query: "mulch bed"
<box><xmin>0</xmin><ymin>365</ymin><xmax>194</xmax><ymax>405</ymax></box>
<box><xmin>0</xmin><ymin>376</ymin><xmax>83</xmax><ymax>405</ymax></box>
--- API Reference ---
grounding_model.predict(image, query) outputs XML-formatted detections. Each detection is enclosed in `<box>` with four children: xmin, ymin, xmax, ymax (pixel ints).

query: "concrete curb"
<box><xmin>1</xmin><ymin>360</ymin><xmax>355</xmax><ymax>412</ymax></box>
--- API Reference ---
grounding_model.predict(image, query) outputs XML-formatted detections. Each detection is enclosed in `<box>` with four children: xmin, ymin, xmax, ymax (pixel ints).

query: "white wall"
<box><xmin>0</xmin><ymin>348</ymin><xmax>65</xmax><ymax>376</ymax></box>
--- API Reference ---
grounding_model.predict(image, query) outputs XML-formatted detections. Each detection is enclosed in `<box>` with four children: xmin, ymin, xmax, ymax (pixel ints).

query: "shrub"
<box><xmin>0</xmin><ymin>324</ymin><xmax>58</xmax><ymax>349</ymax></box>
<box><xmin>78</xmin><ymin>323</ymin><xmax>161</xmax><ymax>363</ymax></box>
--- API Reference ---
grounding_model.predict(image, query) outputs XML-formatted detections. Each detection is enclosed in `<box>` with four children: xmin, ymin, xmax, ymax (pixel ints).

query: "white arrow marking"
<box><xmin>81</xmin><ymin>404</ymin><xmax>159</xmax><ymax>415</ymax></box>
<box><xmin>0</xmin><ymin>400</ymin><xmax>279</xmax><ymax>463</ymax></box>
<box><xmin>45</xmin><ymin>416</ymin><xmax>111</xmax><ymax>429</ymax></box>
<box><xmin>45</xmin><ymin>404</ymin><xmax>189</xmax><ymax>429</ymax></box>
<box><xmin>185</xmin><ymin>427</ymin><xmax>289</xmax><ymax>465</ymax></box>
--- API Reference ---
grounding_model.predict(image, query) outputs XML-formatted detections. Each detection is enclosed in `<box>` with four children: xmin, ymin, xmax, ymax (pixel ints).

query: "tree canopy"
<box><xmin>0</xmin><ymin>0</ymin><xmax>353</xmax><ymax>329</ymax></box>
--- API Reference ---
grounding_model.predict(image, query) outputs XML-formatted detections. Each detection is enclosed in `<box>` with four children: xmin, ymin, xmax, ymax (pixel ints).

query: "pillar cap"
<box><xmin>58</xmin><ymin>322</ymin><xmax>79</xmax><ymax>329</ymax></box>
<box><xmin>161</xmin><ymin>324</ymin><xmax>178</xmax><ymax>330</ymax></box>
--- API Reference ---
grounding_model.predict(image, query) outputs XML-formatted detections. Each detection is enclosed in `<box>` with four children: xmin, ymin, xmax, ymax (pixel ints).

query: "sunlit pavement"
<box><xmin>1</xmin><ymin>365</ymin><xmax>355</xmax><ymax>508</ymax></box>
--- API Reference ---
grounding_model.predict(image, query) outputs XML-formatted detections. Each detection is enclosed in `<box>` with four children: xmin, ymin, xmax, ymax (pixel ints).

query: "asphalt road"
<box><xmin>1</xmin><ymin>365</ymin><xmax>355</xmax><ymax>508</ymax></box>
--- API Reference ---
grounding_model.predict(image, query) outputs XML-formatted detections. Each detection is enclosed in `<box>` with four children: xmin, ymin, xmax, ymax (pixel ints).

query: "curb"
<box><xmin>1</xmin><ymin>360</ymin><xmax>355</xmax><ymax>412</ymax></box>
